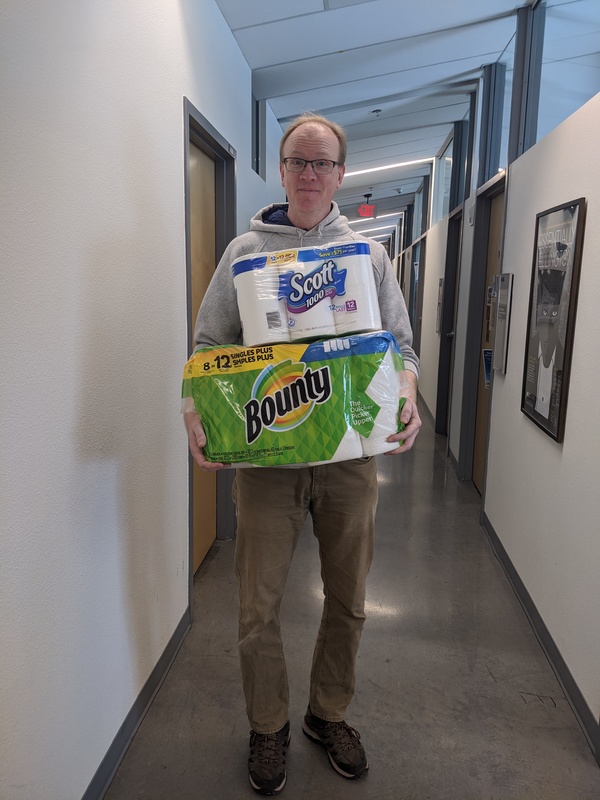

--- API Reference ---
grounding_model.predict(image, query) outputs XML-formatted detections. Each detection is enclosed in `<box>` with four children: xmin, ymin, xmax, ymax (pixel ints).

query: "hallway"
<box><xmin>105</xmin><ymin>416</ymin><xmax>600</xmax><ymax>800</ymax></box>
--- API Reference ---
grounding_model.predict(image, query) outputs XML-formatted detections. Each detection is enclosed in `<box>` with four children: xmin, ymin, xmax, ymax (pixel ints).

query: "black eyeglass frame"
<box><xmin>282</xmin><ymin>158</ymin><xmax>341</xmax><ymax>174</ymax></box>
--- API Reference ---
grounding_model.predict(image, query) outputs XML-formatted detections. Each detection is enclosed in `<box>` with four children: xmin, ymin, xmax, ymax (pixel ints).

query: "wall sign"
<box><xmin>492</xmin><ymin>273</ymin><xmax>513</xmax><ymax>375</ymax></box>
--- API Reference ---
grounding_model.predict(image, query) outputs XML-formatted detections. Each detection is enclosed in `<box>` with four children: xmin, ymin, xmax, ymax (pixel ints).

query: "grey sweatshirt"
<box><xmin>194</xmin><ymin>202</ymin><xmax>419</xmax><ymax>377</ymax></box>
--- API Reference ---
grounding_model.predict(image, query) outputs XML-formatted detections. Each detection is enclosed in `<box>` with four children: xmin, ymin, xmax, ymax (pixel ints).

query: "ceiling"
<box><xmin>215</xmin><ymin>0</ymin><xmax>529</xmax><ymax>241</ymax></box>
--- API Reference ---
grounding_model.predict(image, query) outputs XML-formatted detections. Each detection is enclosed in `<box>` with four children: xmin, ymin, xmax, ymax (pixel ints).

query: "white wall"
<box><xmin>417</xmin><ymin>217</ymin><xmax>448</xmax><ymax>416</ymax></box>
<box><xmin>484</xmin><ymin>94</ymin><xmax>600</xmax><ymax>720</ymax></box>
<box><xmin>0</xmin><ymin>2</ymin><xmax>282</xmax><ymax>799</ymax></box>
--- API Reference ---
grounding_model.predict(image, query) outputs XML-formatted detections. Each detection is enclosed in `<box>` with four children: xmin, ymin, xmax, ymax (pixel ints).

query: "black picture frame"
<box><xmin>521</xmin><ymin>198</ymin><xmax>586</xmax><ymax>442</ymax></box>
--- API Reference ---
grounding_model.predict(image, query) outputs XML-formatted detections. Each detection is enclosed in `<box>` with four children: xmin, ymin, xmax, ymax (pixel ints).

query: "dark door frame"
<box><xmin>455</xmin><ymin>172</ymin><xmax>506</xmax><ymax>481</ymax></box>
<box><xmin>435</xmin><ymin>207</ymin><xmax>463</xmax><ymax>435</ymax></box>
<box><xmin>183</xmin><ymin>98</ymin><xmax>237</xmax><ymax>600</ymax></box>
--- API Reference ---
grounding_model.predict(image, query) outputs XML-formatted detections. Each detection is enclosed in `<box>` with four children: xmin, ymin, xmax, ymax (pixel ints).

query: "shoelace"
<box><xmin>322</xmin><ymin>721</ymin><xmax>361</xmax><ymax>753</ymax></box>
<box><xmin>250</xmin><ymin>731</ymin><xmax>286</xmax><ymax>765</ymax></box>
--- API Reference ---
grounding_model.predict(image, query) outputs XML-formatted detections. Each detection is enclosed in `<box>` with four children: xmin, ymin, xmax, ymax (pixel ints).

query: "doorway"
<box><xmin>188</xmin><ymin>142</ymin><xmax>217</xmax><ymax>572</ymax></box>
<box><xmin>184</xmin><ymin>99</ymin><xmax>237</xmax><ymax>577</ymax></box>
<box><xmin>472</xmin><ymin>190</ymin><xmax>504</xmax><ymax>493</ymax></box>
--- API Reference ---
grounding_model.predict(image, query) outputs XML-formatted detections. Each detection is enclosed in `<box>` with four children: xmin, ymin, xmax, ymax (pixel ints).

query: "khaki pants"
<box><xmin>232</xmin><ymin>457</ymin><xmax>378</xmax><ymax>733</ymax></box>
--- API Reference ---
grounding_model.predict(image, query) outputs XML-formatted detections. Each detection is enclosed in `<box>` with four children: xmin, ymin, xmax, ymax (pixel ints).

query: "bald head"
<box><xmin>280</xmin><ymin>113</ymin><xmax>347</xmax><ymax>165</ymax></box>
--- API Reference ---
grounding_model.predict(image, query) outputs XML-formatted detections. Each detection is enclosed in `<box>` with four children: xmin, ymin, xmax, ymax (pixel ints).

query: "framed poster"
<box><xmin>521</xmin><ymin>198</ymin><xmax>586</xmax><ymax>442</ymax></box>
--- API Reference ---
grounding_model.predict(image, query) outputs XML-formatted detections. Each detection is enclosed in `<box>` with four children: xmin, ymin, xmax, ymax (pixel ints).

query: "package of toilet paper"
<box><xmin>182</xmin><ymin>330</ymin><xmax>409</xmax><ymax>467</ymax></box>
<box><xmin>232</xmin><ymin>242</ymin><xmax>382</xmax><ymax>346</ymax></box>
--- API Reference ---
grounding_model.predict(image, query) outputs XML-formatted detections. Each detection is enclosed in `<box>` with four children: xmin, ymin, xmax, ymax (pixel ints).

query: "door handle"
<box><xmin>446</xmin><ymin>331</ymin><xmax>455</xmax><ymax>339</ymax></box>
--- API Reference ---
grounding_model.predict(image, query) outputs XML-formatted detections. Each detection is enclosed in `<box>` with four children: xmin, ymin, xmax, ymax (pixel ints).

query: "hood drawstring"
<box><xmin>299</xmin><ymin>220</ymin><xmax>327</xmax><ymax>246</ymax></box>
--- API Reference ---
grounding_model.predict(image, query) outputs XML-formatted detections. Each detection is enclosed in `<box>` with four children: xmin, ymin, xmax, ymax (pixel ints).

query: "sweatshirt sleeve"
<box><xmin>369</xmin><ymin>241</ymin><xmax>420</xmax><ymax>379</ymax></box>
<box><xmin>193</xmin><ymin>240</ymin><xmax>244</xmax><ymax>349</ymax></box>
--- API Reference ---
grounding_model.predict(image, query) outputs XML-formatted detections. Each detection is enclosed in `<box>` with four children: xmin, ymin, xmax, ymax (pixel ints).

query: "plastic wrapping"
<box><xmin>182</xmin><ymin>330</ymin><xmax>408</xmax><ymax>468</ymax></box>
<box><xmin>232</xmin><ymin>242</ymin><xmax>381</xmax><ymax>346</ymax></box>
<box><xmin>181</xmin><ymin>395</ymin><xmax>197</xmax><ymax>414</ymax></box>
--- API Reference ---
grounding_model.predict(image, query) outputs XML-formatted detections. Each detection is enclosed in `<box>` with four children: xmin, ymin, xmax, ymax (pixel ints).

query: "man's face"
<box><xmin>280</xmin><ymin>123</ymin><xmax>345</xmax><ymax>227</ymax></box>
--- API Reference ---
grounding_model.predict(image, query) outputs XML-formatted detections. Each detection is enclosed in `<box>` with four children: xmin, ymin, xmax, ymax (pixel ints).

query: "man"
<box><xmin>185</xmin><ymin>113</ymin><xmax>421</xmax><ymax>795</ymax></box>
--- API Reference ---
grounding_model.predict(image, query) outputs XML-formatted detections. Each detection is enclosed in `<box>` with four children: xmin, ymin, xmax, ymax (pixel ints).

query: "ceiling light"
<box><xmin>353</xmin><ymin>224</ymin><xmax>396</xmax><ymax>234</ymax></box>
<box><xmin>346</xmin><ymin>158</ymin><xmax>433</xmax><ymax>178</ymax></box>
<box><xmin>347</xmin><ymin>212</ymin><xmax>403</xmax><ymax>225</ymax></box>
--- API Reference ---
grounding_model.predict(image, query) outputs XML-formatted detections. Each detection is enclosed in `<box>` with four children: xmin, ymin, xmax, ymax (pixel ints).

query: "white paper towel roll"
<box><xmin>308</xmin><ymin>426</ymin><xmax>363</xmax><ymax>466</ymax></box>
<box><xmin>334</xmin><ymin>253</ymin><xmax>381</xmax><ymax>336</ymax></box>
<box><xmin>237</xmin><ymin>266</ymin><xmax>291</xmax><ymax>346</ymax></box>
<box><xmin>360</xmin><ymin>349</ymin><xmax>401</xmax><ymax>456</ymax></box>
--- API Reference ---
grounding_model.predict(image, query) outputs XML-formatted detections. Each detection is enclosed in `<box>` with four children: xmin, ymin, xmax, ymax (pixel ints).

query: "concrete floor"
<box><xmin>105</xmin><ymin>418</ymin><xmax>600</xmax><ymax>799</ymax></box>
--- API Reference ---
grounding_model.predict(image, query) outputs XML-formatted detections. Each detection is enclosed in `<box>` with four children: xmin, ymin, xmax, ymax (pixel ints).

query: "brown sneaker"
<box><xmin>302</xmin><ymin>709</ymin><xmax>368</xmax><ymax>779</ymax></box>
<box><xmin>248</xmin><ymin>721</ymin><xmax>291</xmax><ymax>795</ymax></box>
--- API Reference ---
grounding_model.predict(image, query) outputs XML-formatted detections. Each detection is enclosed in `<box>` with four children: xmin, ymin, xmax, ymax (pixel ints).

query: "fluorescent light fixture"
<box><xmin>352</xmin><ymin>224</ymin><xmax>396</xmax><ymax>234</ymax></box>
<box><xmin>347</xmin><ymin>212</ymin><xmax>403</xmax><ymax>225</ymax></box>
<box><xmin>345</xmin><ymin>157</ymin><xmax>433</xmax><ymax>178</ymax></box>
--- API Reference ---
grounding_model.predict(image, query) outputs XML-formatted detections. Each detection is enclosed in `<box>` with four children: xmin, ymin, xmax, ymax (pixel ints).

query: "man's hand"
<box><xmin>183</xmin><ymin>410</ymin><xmax>226</xmax><ymax>471</ymax></box>
<box><xmin>384</xmin><ymin>371</ymin><xmax>422</xmax><ymax>455</ymax></box>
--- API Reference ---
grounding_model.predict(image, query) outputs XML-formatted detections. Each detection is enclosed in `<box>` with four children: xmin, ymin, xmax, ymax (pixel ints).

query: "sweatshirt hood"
<box><xmin>249</xmin><ymin>202</ymin><xmax>351</xmax><ymax>243</ymax></box>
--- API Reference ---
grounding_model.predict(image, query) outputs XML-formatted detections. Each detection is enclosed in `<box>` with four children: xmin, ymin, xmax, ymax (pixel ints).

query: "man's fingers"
<box><xmin>184</xmin><ymin>411</ymin><xmax>225</xmax><ymax>470</ymax></box>
<box><xmin>384</xmin><ymin>398</ymin><xmax>422</xmax><ymax>454</ymax></box>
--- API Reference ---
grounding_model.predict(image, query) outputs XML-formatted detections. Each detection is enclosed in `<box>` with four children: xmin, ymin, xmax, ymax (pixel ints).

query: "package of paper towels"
<box><xmin>182</xmin><ymin>330</ymin><xmax>409</xmax><ymax>467</ymax></box>
<box><xmin>232</xmin><ymin>242</ymin><xmax>381</xmax><ymax>346</ymax></box>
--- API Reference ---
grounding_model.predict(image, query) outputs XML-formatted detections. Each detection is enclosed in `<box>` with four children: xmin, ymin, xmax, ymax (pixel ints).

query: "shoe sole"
<box><xmin>248</xmin><ymin>731</ymin><xmax>291</xmax><ymax>796</ymax></box>
<box><xmin>302</xmin><ymin>722</ymin><xmax>368</xmax><ymax>779</ymax></box>
<box><xmin>249</xmin><ymin>774</ymin><xmax>286</xmax><ymax>796</ymax></box>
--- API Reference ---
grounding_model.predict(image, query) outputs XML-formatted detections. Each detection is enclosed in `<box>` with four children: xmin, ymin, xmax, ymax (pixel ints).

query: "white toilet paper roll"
<box><xmin>275</xmin><ymin>258</ymin><xmax>338</xmax><ymax>342</ymax></box>
<box><xmin>236</xmin><ymin>266</ymin><xmax>291</xmax><ymax>346</ymax></box>
<box><xmin>333</xmin><ymin>253</ymin><xmax>381</xmax><ymax>336</ymax></box>
<box><xmin>360</xmin><ymin>349</ymin><xmax>401</xmax><ymax>455</ymax></box>
<box><xmin>287</xmin><ymin>297</ymin><xmax>336</xmax><ymax>341</ymax></box>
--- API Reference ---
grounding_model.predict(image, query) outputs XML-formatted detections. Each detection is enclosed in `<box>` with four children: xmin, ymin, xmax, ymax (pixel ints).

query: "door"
<box><xmin>189</xmin><ymin>141</ymin><xmax>217</xmax><ymax>572</ymax></box>
<box><xmin>472</xmin><ymin>191</ymin><xmax>504</xmax><ymax>493</ymax></box>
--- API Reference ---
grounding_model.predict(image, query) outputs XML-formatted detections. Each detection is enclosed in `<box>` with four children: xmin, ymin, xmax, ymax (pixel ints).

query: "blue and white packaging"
<box><xmin>232</xmin><ymin>242</ymin><xmax>381</xmax><ymax>346</ymax></box>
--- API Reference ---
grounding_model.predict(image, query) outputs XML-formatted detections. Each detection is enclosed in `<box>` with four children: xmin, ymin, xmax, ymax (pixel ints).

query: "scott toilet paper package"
<box><xmin>182</xmin><ymin>331</ymin><xmax>409</xmax><ymax>467</ymax></box>
<box><xmin>232</xmin><ymin>242</ymin><xmax>382</xmax><ymax>346</ymax></box>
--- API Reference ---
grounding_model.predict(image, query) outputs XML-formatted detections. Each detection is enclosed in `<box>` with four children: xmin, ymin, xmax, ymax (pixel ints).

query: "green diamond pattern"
<box><xmin>186</xmin><ymin>340</ymin><xmax>401</xmax><ymax>466</ymax></box>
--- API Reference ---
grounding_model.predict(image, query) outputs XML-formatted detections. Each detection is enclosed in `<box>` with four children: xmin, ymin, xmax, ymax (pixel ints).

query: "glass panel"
<box><xmin>412</xmin><ymin>186</ymin><xmax>423</xmax><ymax>242</ymax></box>
<box><xmin>431</xmin><ymin>138</ymin><xmax>453</xmax><ymax>226</ymax></box>
<box><xmin>537</xmin><ymin>0</ymin><xmax>600</xmax><ymax>143</ymax></box>
<box><xmin>460</xmin><ymin>106</ymin><xmax>471</xmax><ymax>203</ymax></box>
<box><xmin>498</xmin><ymin>32</ymin><xmax>516</xmax><ymax>170</ymax></box>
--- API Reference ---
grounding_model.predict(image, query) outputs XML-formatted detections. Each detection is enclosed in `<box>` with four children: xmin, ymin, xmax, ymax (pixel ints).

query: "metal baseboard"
<box><xmin>81</xmin><ymin>608</ymin><xmax>192</xmax><ymax>800</ymax></box>
<box><xmin>481</xmin><ymin>512</ymin><xmax>600</xmax><ymax>767</ymax></box>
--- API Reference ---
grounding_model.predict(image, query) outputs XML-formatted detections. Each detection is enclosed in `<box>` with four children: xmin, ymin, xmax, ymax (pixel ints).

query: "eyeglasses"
<box><xmin>282</xmin><ymin>158</ymin><xmax>340</xmax><ymax>175</ymax></box>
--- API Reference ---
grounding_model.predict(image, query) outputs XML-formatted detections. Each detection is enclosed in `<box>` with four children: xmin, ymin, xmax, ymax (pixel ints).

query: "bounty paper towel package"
<box><xmin>232</xmin><ymin>242</ymin><xmax>381</xmax><ymax>346</ymax></box>
<box><xmin>182</xmin><ymin>331</ymin><xmax>408</xmax><ymax>467</ymax></box>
